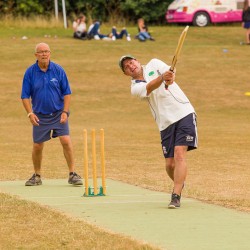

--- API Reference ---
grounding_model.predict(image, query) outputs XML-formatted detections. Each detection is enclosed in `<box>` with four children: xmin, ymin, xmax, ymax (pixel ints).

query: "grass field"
<box><xmin>0</xmin><ymin>23</ymin><xmax>250</xmax><ymax>249</ymax></box>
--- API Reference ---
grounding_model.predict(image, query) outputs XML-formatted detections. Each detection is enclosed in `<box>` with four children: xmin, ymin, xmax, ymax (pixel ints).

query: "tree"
<box><xmin>14</xmin><ymin>0</ymin><xmax>44</xmax><ymax>17</ymax></box>
<box><xmin>121</xmin><ymin>0</ymin><xmax>171</xmax><ymax>24</ymax></box>
<box><xmin>0</xmin><ymin>0</ymin><xmax>173</xmax><ymax>24</ymax></box>
<box><xmin>0</xmin><ymin>0</ymin><xmax>15</xmax><ymax>16</ymax></box>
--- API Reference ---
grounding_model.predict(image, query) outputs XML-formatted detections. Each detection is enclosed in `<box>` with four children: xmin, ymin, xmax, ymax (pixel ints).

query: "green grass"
<box><xmin>0</xmin><ymin>23</ymin><xmax>250</xmax><ymax>249</ymax></box>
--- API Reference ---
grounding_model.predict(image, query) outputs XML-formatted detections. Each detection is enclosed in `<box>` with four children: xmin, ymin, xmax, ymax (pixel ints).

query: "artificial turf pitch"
<box><xmin>1</xmin><ymin>179</ymin><xmax>250</xmax><ymax>250</ymax></box>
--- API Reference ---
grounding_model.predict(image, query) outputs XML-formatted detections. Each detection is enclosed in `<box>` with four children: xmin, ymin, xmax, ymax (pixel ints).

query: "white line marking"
<box><xmin>27</xmin><ymin>193</ymin><xmax>168</xmax><ymax>199</ymax></box>
<box><xmin>51</xmin><ymin>200</ymin><xmax>166</xmax><ymax>206</ymax></box>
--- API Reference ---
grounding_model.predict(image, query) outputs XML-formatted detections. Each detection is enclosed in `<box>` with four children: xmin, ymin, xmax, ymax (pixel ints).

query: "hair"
<box><xmin>78</xmin><ymin>14</ymin><xmax>85</xmax><ymax>19</ymax></box>
<box><xmin>137</xmin><ymin>18</ymin><xmax>144</xmax><ymax>23</ymax></box>
<box><xmin>35</xmin><ymin>43</ymin><xmax>50</xmax><ymax>53</ymax></box>
<box><xmin>243</xmin><ymin>0</ymin><xmax>250</xmax><ymax>11</ymax></box>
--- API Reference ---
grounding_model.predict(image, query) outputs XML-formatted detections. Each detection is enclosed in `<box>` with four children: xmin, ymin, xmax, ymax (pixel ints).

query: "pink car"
<box><xmin>166</xmin><ymin>0</ymin><xmax>243</xmax><ymax>27</ymax></box>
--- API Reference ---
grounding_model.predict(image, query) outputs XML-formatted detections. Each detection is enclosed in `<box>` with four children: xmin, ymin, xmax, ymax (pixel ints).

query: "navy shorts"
<box><xmin>244</xmin><ymin>21</ymin><xmax>250</xmax><ymax>29</ymax></box>
<box><xmin>33</xmin><ymin>111</ymin><xmax>69</xmax><ymax>143</ymax></box>
<box><xmin>160</xmin><ymin>113</ymin><xmax>198</xmax><ymax>158</ymax></box>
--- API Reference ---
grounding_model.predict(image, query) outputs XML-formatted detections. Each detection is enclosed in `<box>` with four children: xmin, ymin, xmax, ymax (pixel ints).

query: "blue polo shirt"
<box><xmin>21</xmin><ymin>61</ymin><xmax>72</xmax><ymax>114</ymax></box>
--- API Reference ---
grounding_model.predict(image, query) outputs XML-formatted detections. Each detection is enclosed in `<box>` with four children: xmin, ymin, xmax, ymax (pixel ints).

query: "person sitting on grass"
<box><xmin>110</xmin><ymin>26</ymin><xmax>131</xmax><ymax>41</ymax></box>
<box><xmin>87</xmin><ymin>20</ymin><xmax>110</xmax><ymax>40</ymax></box>
<box><xmin>73</xmin><ymin>14</ymin><xmax>87</xmax><ymax>40</ymax></box>
<box><xmin>136</xmin><ymin>18</ymin><xmax>155</xmax><ymax>42</ymax></box>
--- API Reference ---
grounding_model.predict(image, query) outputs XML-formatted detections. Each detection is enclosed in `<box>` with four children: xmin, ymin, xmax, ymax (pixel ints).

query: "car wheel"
<box><xmin>193</xmin><ymin>12</ymin><xmax>210</xmax><ymax>27</ymax></box>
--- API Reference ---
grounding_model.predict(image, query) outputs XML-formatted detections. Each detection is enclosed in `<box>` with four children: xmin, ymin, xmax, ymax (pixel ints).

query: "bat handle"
<box><xmin>170</xmin><ymin>68</ymin><xmax>174</xmax><ymax>72</ymax></box>
<box><xmin>165</xmin><ymin>67</ymin><xmax>175</xmax><ymax>89</ymax></box>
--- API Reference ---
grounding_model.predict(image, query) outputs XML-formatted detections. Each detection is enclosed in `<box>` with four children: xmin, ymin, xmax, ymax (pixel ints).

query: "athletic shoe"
<box><xmin>168</xmin><ymin>193</ymin><xmax>181</xmax><ymax>209</ymax></box>
<box><xmin>102</xmin><ymin>37</ymin><xmax>112</xmax><ymax>41</ymax></box>
<box><xmin>94</xmin><ymin>35</ymin><xmax>100</xmax><ymax>40</ymax></box>
<box><xmin>68</xmin><ymin>172</ymin><xmax>83</xmax><ymax>185</ymax></box>
<box><xmin>172</xmin><ymin>183</ymin><xmax>185</xmax><ymax>197</ymax></box>
<box><xmin>25</xmin><ymin>173</ymin><xmax>42</xmax><ymax>186</ymax></box>
<box><xmin>112</xmin><ymin>35</ymin><xmax>116</xmax><ymax>41</ymax></box>
<box><xmin>127</xmin><ymin>36</ymin><xmax>131</xmax><ymax>41</ymax></box>
<box><xmin>149</xmin><ymin>37</ymin><xmax>155</xmax><ymax>41</ymax></box>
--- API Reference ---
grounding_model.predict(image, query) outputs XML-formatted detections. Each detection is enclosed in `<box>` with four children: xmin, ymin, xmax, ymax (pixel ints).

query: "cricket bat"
<box><xmin>165</xmin><ymin>25</ymin><xmax>189</xmax><ymax>89</ymax></box>
<box><xmin>170</xmin><ymin>25</ymin><xmax>189</xmax><ymax>71</ymax></box>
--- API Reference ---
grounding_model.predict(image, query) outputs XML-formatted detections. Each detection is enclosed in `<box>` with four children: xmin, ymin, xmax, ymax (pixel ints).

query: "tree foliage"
<box><xmin>0</xmin><ymin>0</ymin><xmax>173</xmax><ymax>24</ymax></box>
<box><xmin>15</xmin><ymin>0</ymin><xmax>43</xmax><ymax>16</ymax></box>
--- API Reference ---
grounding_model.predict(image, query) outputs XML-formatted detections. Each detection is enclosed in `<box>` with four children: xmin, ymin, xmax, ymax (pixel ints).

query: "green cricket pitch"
<box><xmin>1</xmin><ymin>179</ymin><xmax>250</xmax><ymax>250</ymax></box>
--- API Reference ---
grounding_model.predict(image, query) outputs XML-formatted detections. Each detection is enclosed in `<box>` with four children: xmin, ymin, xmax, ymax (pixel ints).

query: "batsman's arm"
<box><xmin>165</xmin><ymin>68</ymin><xmax>176</xmax><ymax>87</ymax></box>
<box><xmin>146</xmin><ymin>70</ymin><xmax>175</xmax><ymax>95</ymax></box>
<box><xmin>146</xmin><ymin>75</ymin><xmax>164</xmax><ymax>95</ymax></box>
<box><xmin>163</xmin><ymin>70</ymin><xmax>175</xmax><ymax>88</ymax></box>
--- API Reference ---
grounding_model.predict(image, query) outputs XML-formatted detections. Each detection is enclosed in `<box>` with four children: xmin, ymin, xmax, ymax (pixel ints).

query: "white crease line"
<box><xmin>50</xmin><ymin>200</ymin><xmax>166</xmax><ymax>206</ymax></box>
<box><xmin>26</xmin><ymin>193</ymin><xmax>167</xmax><ymax>199</ymax></box>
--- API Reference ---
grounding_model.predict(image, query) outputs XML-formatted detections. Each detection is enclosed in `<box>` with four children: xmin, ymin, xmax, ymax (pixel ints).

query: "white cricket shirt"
<box><xmin>131</xmin><ymin>59</ymin><xmax>195</xmax><ymax>131</ymax></box>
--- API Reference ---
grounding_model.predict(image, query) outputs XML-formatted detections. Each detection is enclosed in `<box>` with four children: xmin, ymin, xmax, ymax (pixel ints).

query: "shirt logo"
<box><xmin>148</xmin><ymin>71</ymin><xmax>155</xmax><ymax>76</ymax></box>
<box><xmin>162</xmin><ymin>146</ymin><xmax>168</xmax><ymax>154</ymax></box>
<box><xmin>186</xmin><ymin>135</ymin><xmax>194</xmax><ymax>142</ymax></box>
<box><xmin>50</xmin><ymin>78</ymin><xmax>58</xmax><ymax>83</ymax></box>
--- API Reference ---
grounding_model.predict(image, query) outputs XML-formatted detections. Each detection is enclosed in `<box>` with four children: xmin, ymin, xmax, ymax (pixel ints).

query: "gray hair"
<box><xmin>35</xmin><ymin>43</ymin><xmax>50</xmax><ymax>53</ymax></box>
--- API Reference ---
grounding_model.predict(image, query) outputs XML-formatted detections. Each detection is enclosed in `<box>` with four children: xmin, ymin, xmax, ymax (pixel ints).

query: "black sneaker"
<box><xmin>168</xmin><ymin>193</ymin><xmax>181</xmax><ymax>209</ymax></box>
<box><xmin>68</xmin><ymin>172</ymin><xmax>83</xmax><ymax>185</ymax></box>
<box><xmin>25</xmin><ymin>173</ymin><xmax>42</xmax><ymax>186</ymax></box>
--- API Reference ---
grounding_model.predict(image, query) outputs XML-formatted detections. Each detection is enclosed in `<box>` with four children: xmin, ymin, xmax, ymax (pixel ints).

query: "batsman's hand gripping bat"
<box><xmin>165</xmin><ymin>25</ymin><xmax>189</xmax><ymax>89</ymax></box>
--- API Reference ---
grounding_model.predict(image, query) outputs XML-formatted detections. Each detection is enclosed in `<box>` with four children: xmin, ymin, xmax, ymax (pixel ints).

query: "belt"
<box><xmin>35</xmin><ymin>110</ymin><xmax>61</xmax><ymax>117</ymax></box>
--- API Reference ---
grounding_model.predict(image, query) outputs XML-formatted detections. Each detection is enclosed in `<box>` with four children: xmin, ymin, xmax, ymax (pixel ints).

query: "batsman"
<box><xmin>119</xmin><ymin>27</ymin><xmax>198</xmax><ymax>209</ymax></box>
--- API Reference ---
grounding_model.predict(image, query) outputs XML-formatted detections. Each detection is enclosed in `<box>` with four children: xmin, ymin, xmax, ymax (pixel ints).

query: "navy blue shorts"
<box><xmin>33</xmin><ymin>111</ymin><xmax>69</xmax><ymax>143</ymax></box>
<box><xmin>160</xmin><ymin>113</ymin><xmax>198</xmax><ymax>158</ymax></box>
<box><xmin>244</xmin><ymin>21</ymin><xmax>250</xmax><ymax>29</ymax></box>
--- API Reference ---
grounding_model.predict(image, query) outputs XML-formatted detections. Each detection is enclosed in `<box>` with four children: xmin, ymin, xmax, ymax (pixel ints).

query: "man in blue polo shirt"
<box><xmin>21</xmin><ymin>42</ymin><xmax>82</xmax><ymax>186</ymax></box>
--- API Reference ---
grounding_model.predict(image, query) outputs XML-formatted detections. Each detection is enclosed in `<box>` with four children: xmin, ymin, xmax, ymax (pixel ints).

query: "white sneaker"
<box><xmin>127</xmin><ymin>36</ymin><xmax>131</xmax><ymax>41</ymax></box>
<box><xmin>102</xmin><ymin>37</ymin><xmax>112</xmax><ymax>41</ymax></box>
<box><xmin>94</xmin><ymin>35</ymin><xmax>100</xmax><ymax>40</ymax></box>
<box><xmin>112</xmin><ymin>36</ymin><xmax>116</xmax><ymax>41</ymax></box>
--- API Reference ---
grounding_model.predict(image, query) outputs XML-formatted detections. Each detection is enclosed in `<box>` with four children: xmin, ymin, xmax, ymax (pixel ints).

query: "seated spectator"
<box><xmin>110</xmin><ymin>26</ymin><xmax>131</xmax><ymax>41</ymax></box>
<box><xmin>136</xmin><ymin>18</ymin><xmax>155</xmax><ymax>42</ymax></box>
<box><xmin>73</xmin><ymin>14</ymin><xmax>87</xmax><ymax>40</ymax></box>
<box><xmin>87</xmin><ymin>20</ymin><xmax>110</xmax><ymax>40</ymax></box>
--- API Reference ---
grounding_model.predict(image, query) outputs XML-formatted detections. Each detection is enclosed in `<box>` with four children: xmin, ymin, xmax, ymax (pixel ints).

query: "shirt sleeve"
<box><xmin>21</xmin><ymin>70</ymin><xmax>31</xmax><ymax>99</ymax></box>
<box><xmin>53</xmin><ymin>63</ymin><xmax>72</xmax><ymax>96</ymax></box>
<box><xmin>60</xmin><ymin>70</ymin><xmax>72</xmax><ymax>95</ymax></box>
<box><xmin>131</xmin><ymin>80</ymin><xmax>148</xmax><ymax>98</ymax></box>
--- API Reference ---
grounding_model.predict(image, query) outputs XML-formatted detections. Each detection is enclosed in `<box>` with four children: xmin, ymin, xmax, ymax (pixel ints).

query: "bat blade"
<box><xmin>170</xmin><ymin>25</ymin><xmax>189</xmax><ymax>71</ymax></box>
